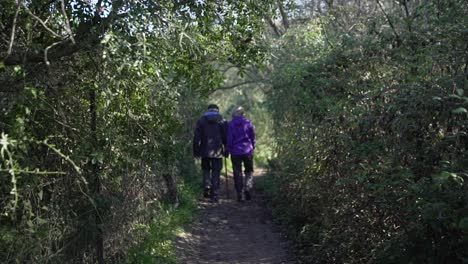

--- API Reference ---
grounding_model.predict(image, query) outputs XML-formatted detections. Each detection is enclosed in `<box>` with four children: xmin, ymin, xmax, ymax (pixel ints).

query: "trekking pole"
<box><xmin>224</xmin><ymin>157</ymin><xmax>229</xmax><ymax>199</ymax></box>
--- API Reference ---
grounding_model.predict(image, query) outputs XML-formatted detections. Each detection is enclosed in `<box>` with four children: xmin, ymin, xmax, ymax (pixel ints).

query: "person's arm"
<box><xmin>226</xmin><ymin>122</ymin><xmax>232</xmax><ymax>154</ymax></box>
<box><xmin>193</xmin><ymin>120</ymin><xmax>201</xmax><ymax>157</ymax></box>
<box><xmin>247</xmin><ymin>120</ymin><xmax>256</xmax><ymax>150</ymax></box>
<box><xmin>221</xmin><ymin>120</ymin><xmax>228</xmax><ymax>156</ymax></box>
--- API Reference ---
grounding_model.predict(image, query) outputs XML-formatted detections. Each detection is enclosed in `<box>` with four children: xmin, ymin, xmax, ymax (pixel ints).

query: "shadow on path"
<box><xmin>175</xmin><ymin>169</ymin><xmax>295</xmax><ymax>264</ymax></box>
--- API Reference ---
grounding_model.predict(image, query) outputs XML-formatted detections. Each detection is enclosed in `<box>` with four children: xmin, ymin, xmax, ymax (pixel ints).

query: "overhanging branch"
<box><xmin>3</xmin><ymin>0</ymin><xmax>21</xmax><ymax>61</ymax></box>
<box><xmin>376</xmin><ymin>0</ymin><xmax>401</xmax><ymax>46</ymax></box>
<box><xmin>215</xmin><ymin>80</ymin><xmax>264</xmax><ymax>91</ymax></box>
<box><xmin>2</xmin><ymin>0</ymin><xmax>127</xmax><ymax>66</ymax></box>
<box><xmin>265</xmin><ymin>15</ymin><xmax>281</xmax><ymax>38</ymax></box>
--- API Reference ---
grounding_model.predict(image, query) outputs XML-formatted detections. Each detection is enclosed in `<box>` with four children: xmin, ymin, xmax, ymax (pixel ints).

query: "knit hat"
<box><xmin>207</xmin><ymin>104</ymin><xmax>219</xmax><ymax>112</ymax></box>
<box><xmin>232</xmin><ymin>106</ymin><xmax>244</xmax><ymax>117</ymax></box>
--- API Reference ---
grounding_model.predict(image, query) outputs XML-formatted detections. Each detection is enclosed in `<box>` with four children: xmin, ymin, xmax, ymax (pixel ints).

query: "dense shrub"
<box><xmin>266</xmin><ymin>1</ymin><xmax>468</xmax><ymax>263</ymax></box>
<box><xmin>0</xmin><ymin>1</ymin><xmax>271</xmax><ymax>262</ymax></box>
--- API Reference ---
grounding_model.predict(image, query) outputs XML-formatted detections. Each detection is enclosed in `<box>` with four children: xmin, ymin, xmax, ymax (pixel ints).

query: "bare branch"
<box><xmin>22</xmin><ymin>3</ymin><xmax>62</xmax><ymax>39</ymax></box>
<box><xmin>376</xmin><ymin>0</ymin><xmax>401</xmax><ymax>46</ymax></box>
<box><xmin>44</xmin><ymin>39</ymin><xmax>67</xmax><ymax>65</ymax></box>
<box><xmin>216</xmin><ymin>80</ymin><xmax>263</xmax><ymax>91</ymax></box>
<box><xmin>400</xmin><ymin>0</ymin><xmax>412</xmax><ymax>32</ymax></box>
<box><xmin>277</xmin><ymin>0</ymin><xmax>290</xmax><ymax>30</ymax></box>
<box><xmin>265</xmin><ymin>15</ymin><xmax>281</xmax><ymax>38</ymax></box>
<box><xmin>0</xmin><ymin>169</ymin><xmax>66</xmax><ymax>175</ymax></box>
<box><xmin>3</xmin><ymin>0</ymin><xmax>128</xmax><ymax>66</ymax></box>
<box><xmin>60</xmin><ymin>0</ymin><xmax>75</xmax><ymax>44</ymax></box>
<box><xmin>399</xmin><ymin>0</ymin><xmax>410</xmax><ymax>17</ymax></box>
<box><xmin>3</xmin><ymin>0</ymin><xmax>21</xmax><ymax>60</ymax></box>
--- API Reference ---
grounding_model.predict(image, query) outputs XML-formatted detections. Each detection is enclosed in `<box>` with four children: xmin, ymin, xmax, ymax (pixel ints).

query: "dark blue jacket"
<box><xmin>193</xmin><ymin>110</ymin><xmax>227</xmax><ymax>158</ymax></box>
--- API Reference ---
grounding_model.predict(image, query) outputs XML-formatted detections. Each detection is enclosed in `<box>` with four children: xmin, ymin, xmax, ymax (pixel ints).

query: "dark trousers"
<box><xmin>201</xmin><ymin>158</ymin><xmax>222</xmax><ymax>198</ymax></box>
<box><xmin>231</xmin><ymin>154</ymin><xmax>254</xmax><ymax>194</ymax></box>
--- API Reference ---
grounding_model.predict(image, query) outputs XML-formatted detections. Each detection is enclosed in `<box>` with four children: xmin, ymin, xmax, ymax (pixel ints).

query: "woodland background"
<box><xmin>1</xmin><ymin>0</ymin><xmax>467</xmax><ymax>263</ymax></box>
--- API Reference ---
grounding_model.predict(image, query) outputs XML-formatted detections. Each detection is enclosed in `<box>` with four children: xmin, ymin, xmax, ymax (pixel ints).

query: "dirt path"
<box><xmin>175</xmin><ymin>169</ymin><xmax>295</xmax><ymax>264</ymax></box>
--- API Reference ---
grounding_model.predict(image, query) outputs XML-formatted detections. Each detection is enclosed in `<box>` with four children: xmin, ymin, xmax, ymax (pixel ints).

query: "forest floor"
<box><xmin>175</xmin><ymin>169</ymin><xmax>295</xmax><ymax>264</ymax></box>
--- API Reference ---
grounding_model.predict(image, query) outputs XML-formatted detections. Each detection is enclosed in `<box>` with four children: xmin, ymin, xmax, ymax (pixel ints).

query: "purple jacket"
<box><xmin>227</xmin><ymin>116</ymin><xmax>256</xmax><ymax>156</ymax></box>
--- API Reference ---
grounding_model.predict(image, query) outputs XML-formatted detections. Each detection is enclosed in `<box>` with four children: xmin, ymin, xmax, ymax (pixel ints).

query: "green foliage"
<box><xmin>210</xmin><ymin>85</ymin><xmax>275</xmax><ymax>166</ymax></box>
<box><xmin>265</xmin><ymin>1</ymin><xmax>468</xmax><ymax>263</ymax></box>
<box><xmin>124</xmin><ymin>176</ymin><xmax>199</xmax><ymax>264</ymax></box>
<box><xmin>0</xmin><ymin>0</ymin><xmax>273</xmax><ymax>262</ymax></box>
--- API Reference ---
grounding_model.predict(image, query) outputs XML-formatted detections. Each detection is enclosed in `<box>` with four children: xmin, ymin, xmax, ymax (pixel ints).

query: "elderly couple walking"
<box><xmin>193</xmin><ymin>104</ymin><xmax>256</xmax><ymax>203</ymax></box>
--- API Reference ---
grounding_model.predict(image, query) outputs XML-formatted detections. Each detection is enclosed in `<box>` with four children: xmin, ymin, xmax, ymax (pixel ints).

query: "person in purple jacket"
<box><xmin>227</xmin><ymin>106</ymin><xmax>256</xmax><ymax>202</ymax></box>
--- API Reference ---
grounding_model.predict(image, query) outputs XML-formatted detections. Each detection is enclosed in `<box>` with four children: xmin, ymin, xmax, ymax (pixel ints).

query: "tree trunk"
<box><xmin>317</xmin><ymin>0</ymin><xmax>323</xmax><ymax>14</ymax></box>
<box><xmin>90</xmin><ymin>88</ymin><xmax>104</xmax><ymax>264</ymax></box>
<box><xmin>277</xmin><ymin>0</ymin><xmax>290</xmax><ymax>30</ymax></box>
<box><xmin>163</xmin><ymin>173</ymin><xmax>179</xmax><ymax>205</ymax></box>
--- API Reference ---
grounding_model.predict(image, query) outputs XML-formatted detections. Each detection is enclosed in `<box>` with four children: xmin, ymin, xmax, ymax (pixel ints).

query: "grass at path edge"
<box><xmin>124</xmin><ymin>176</ymin><xmax>200</xmax><ymax>264</ymax></box>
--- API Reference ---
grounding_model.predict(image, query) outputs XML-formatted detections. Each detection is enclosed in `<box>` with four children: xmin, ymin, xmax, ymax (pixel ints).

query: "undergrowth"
<box><xmin>256</xmin><ymin>172</ymin><xmax>314</xmax><ymax>260</ymax></box>
<box><xmin>255</xmin><ymin>173</ymin><xmax>297</xmax><ymax>235</ymax></box>
<box><xmin>124</xmin><ymin>176</ymin><xmax>200</xmax><ymax>264</ymax></box>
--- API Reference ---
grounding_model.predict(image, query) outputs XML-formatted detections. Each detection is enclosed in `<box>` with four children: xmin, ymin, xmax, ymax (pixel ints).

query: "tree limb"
<box><xmin>22</xmin><ymin>3</ymin><xmax>63</xmax><ymax>39</ymax></box>
<box><xmin>265</xmin><ymin>15</ymin><xmax>281</xmax><ymax>38</ymax></box>
<box><xmin>44</xmin><ymin>39</ymin><xmax>68</xmax><ymax>65</ymax></box>
<box><xmin>399</xmin><ymin>0</ymin><xmax>412</xmax><ymax>32</ymax></box>
<box><xmin>61</xmin><ymin>0</ymin><xmax>75</xmax><ymax>44</ymax></box>
<box><xmin>277</xmin><ymin>0</ymin><xmax>290</xmax><ymax>30</ymax></box>
<box><xmin>2</xmin><ymin>0</ymin><xmax>127</xmax><ymax>66</ymax></box>
<box><xmin>376</xmin><ymin>0</ymin><xmax>401</xmax><ymax>46</ymax></box>
<box><xmin>216</xmin><ymin>80</ymin><xmax>263</xmax><ymax>91</ymax></box>
<box><xmin>3</xmin><ymin>0</ymin><xmax>21</xmax><ymax>61</ymax></box>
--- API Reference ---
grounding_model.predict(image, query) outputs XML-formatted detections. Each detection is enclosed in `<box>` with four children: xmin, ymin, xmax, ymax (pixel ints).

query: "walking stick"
<box><xmin>224</xmin><ymin>157</ymin><xmax>229</xmax><ymax>199</ymax></box>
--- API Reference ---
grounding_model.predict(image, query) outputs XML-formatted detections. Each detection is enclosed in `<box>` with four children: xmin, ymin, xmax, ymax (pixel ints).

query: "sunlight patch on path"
<box><xmin>175</xmin><ymin>171</ymin><xmax>294</xmax><ymax>264</ymax></box>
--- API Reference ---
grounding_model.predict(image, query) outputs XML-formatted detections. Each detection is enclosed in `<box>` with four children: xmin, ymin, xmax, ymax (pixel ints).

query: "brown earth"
<box><xmin>175</xmin><ymin>169</ymin><xmax>295</xmax><ymax>264</ymax></box>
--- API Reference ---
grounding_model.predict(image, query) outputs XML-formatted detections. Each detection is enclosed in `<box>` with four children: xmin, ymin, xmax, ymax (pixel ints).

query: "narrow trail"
<box><xmin>175</xmin><ymin>169</ymin><xmax>295</xmax><ymax>264</ymax></box>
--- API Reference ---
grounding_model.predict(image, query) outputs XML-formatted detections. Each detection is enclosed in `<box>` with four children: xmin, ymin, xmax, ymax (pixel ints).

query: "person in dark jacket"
<box><xmin>193</xmin><ymin>104</ymin><xmax>227</xmax><ymax>202</ymax></box>
<box><xmin>226</xmin><ymin>106</ymin><xmax>256</xmax><ymax>202</ymax></box>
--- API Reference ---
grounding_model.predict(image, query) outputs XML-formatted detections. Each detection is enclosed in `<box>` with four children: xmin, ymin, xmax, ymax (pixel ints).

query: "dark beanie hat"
<box><xmin>208</xmin><ymin>104</ymin><xmax>219</xmax><ymax>110</ymax></box>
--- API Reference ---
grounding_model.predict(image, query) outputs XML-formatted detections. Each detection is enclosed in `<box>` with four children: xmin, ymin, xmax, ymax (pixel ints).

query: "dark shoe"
<box><xmin>203</xmin><ymin>188</ymin><xmax>210</xmax><ymax>198</ymax></box>
<box><xmin>244</xmin><ymin>191</ymin><xmax>251</xmax><ymax>201</ymax></box>
<box><xmin>210</xmin><ymin>197</ymin><xmax>219</xmax><ymax>203</ymax></box>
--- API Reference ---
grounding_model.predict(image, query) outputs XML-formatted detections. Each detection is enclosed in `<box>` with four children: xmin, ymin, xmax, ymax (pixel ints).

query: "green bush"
<box><xmin>125</xmin><ymin>176</ymin><xmax>199</xmax><ymax>264</ymax></box>
<box><xmin>265</xmin><ymin>1</ymin><xmax>468</xmax><ymax>263</ymax></box>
